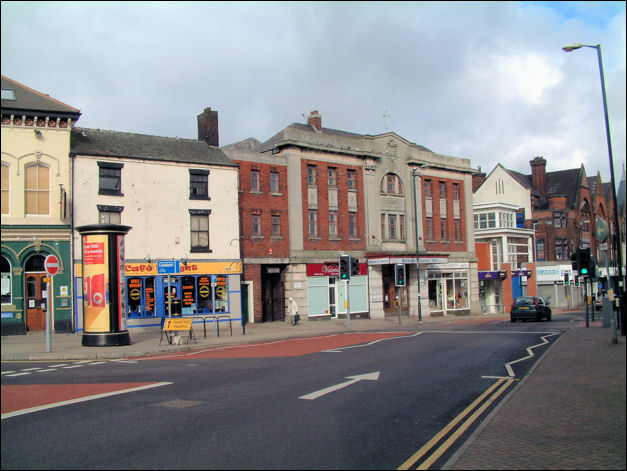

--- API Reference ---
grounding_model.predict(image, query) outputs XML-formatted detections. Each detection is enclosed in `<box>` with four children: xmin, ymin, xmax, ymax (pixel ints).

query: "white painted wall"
<box><xmin>73</xmin><ymin>156</ymin><xmax>240</xmax><ymax>262</ymax></box>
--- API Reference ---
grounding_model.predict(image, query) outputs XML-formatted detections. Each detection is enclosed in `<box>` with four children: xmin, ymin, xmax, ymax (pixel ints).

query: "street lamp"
<box><xmin>412</xmin><ymin>164</ymin><xmax>430</xmax><ymax>322</ymax></box>
<box><xmin>563</xmin><ymin>42</ymin><xmax>625</xmax><ymax>334</ymax></box>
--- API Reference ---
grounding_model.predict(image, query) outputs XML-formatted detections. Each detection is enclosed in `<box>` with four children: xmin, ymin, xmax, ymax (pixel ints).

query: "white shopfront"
<box><xmin>426</xmin><ymin>262</ymin><xmax>470</xmax><ymax>316</ymax></box>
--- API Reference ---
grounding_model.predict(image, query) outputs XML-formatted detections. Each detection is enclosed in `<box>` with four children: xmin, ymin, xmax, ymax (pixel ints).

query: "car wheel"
<box><xmin>546</xmin><ymin>313</ymin><xmax>552</xmax><ymax>321</ymax></box>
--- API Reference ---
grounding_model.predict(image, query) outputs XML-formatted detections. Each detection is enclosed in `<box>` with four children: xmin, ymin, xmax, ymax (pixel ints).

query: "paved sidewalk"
<box><xmin>2</xmin><ymin>311</ymin><xmax>625</xmax><ymax>470</ymax></box>
<box><xmin>445</xmin><ymin>320</ymin><xmax>626</xmax><ymax>470</ymax></box>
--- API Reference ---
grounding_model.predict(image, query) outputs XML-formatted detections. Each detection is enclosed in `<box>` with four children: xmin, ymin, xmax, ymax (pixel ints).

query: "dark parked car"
<box><xmin>511</xmin><ymin>296</ymin><xmax>552</xmax><ymax>322</ymax></box>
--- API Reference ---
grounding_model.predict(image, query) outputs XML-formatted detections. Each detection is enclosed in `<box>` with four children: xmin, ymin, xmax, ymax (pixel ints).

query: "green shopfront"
<box><xmin>1</xmin><ymin>227</ymin><xmax>74</xmax><ymax>335</ymax></box>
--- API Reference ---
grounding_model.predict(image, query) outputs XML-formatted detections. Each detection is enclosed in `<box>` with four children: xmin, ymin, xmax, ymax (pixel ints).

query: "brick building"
<box><xmin>224</xmin><ymin>110</ymin><xmax>478</xmax><ymax>322</ymax></box>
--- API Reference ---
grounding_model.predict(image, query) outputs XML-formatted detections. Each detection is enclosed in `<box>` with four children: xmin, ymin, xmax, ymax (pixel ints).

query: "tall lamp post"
<box><xmin>563</xmin><ymin>43</ymin><xmax>625</xmax><ymax>334</ymax></box>
<box><xmin>412</xmin><ymin>164</ymin><xmax>430</xmax><ymax>322</ymax></box>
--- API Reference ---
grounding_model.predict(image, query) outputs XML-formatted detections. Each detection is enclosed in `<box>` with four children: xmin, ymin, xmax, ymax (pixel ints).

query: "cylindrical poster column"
<box><xmin>77</xmin><ymin>224</ymin><xmax>132</xmax><ymax>347</ymax></box>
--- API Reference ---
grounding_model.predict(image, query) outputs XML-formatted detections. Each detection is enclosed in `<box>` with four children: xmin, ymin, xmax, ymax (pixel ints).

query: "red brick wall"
<box><xmin>423</xmin><ymin>177</ymin><xmax>468</xmax><ymax>253</ymax></box>
<box><xmin>236</xmin><ymin>160</ymin><xmax>290</xmax><ymax>259</ymax></box>
<box><xmin>475</xmin><ymin>242</ymin><xmax>491</xmax><ymax>271</ymax></box>
<box><xmin>300</xmin><ymin>158</ymin><xmax>366</xmax><ymax>251</ymax></box>
<box><xmin>526</xmin><ymin>262</ymin><xmax>537</xmax><ymax>297</ymax></box>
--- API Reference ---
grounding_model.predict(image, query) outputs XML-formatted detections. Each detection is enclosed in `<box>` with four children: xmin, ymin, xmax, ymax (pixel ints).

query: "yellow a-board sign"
<box><xmin>163</xmin><ymin>318</ymin><xmax>193</xmax><ymax>331</ymax></box>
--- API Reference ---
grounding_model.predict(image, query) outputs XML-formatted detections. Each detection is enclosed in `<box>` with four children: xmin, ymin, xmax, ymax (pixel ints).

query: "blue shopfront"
<box><xmin>74</xmin><ymin>260</ymin><xmax>242</xmax><ymax>331</ymax></box>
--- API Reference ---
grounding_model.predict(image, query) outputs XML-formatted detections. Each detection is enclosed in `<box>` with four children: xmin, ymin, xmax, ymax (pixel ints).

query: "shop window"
<box><xmin>25</xmin><ymin>163</ymin><xmax>49</xmax><ymax>215</ymax></box>
<box><xmin>181</xmin><ymin>276</ymin><xmax>196</xmax><ymax>311</ymax></box>
<box><xmin>197</xmin><ymin>276</ymin><xmax>212</xmax><ymax>312</ymax></box>
<box><xmin>1</xmin><ymin>256</ymin><xmax>11</xmax><ymax>304</ymax></box>
<box><xmin>190</xmin><ymin>169</ymin><xmax>210</xmax><ymax>200</ymax></box>
<box><xmin>98</xmin><ymin>162</ymin><xmax>123</xmax><ymax>196</ymax></box>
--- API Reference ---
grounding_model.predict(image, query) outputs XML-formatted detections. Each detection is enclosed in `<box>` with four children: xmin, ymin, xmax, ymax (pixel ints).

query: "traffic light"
<box><xmin>394</xmin><ymin>264</ymin><xmax>406</xmax><ymax>287</ymax></box>
<box><xmin>574</xmin><ymin>274</ymin><xmax>580</xmax><ymax>287</ymax></box>
<box><xmin>571</xmin><ymin>251</ymin><xmax>578</xmax><ymax>272</ymax></box>
<box><xmin>578</xmin><ymin>248</ymin><xmax>591</xmax><ymax>277</ymax></box>
<box><xmin>350</xmin><ymin>257</ymin><xmax>360</xmax><ymax>276</ymax></box>
<box><xmin>339</xmin><ymin>255</ymin><xmax>351</xmax><ymax>280</ymax></box>
<box><xmin>564</xmin><ymin>272</ymin><xmax>570</xmax><ymax>285</ymax></box>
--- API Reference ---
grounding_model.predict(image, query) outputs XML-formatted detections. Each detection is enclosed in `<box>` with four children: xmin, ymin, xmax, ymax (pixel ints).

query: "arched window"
<box><xmin>1</xmin><ymin>163</ymin><xmax>9</xmax><ymax>214</ymax></box>
<box><xmin>380</xmin><ymin>173</ymin><xmax>404</xmax><ymax>196</ymax></box>
<box><xmin>24</xmin><ymin>164</ymin><xmax>49</xmax><ymax>215</ymax></box>
<box><xmin>1</xmin><ymin>256</ymin><xmax>11</xmax><ymax>304</ymax></box>
<box><xmin>25</xmin><ymin>254</ymin><xmax>46</xmax><ymax>272</ymax></box>
<box><xmin>580</xmin><ymin>201</ymin><xmax>591</xmax><ymax>232</ymax></box>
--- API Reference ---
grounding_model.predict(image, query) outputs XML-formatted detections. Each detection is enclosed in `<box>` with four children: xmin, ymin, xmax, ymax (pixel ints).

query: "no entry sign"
<box><xmin>44</xmin><ymin>254</ymin><xmax>60</xmax><ymax>276</ymax></box>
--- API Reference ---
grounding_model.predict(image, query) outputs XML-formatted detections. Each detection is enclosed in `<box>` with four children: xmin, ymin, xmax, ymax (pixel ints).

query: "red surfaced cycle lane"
<box><xmin>136</xmin><ymin>331</ymin><xmax>415</xmax><ymax>359</ymax></box>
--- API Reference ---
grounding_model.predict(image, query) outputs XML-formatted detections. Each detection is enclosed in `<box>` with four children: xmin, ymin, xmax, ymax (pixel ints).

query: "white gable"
<box><xmin>473</xmin><ymin>165</ymin><xmax>532</xmax><ymax>216</ymax></box>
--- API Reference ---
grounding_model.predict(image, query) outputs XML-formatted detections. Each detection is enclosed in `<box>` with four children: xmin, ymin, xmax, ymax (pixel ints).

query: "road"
<box><xmin>1</xmin><ymin>314</ymin><xmax>574</xmax><ymax>469</ymax></box>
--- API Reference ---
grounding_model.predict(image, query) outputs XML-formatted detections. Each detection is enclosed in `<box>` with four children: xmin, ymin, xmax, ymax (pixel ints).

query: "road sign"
<box><xmin>157</xmin><ymin>260</ymin><xmax>180</xmax><ymax>274</ymax></box>
<box><xmin>44</xmin><ymin>254</ymin><xmax>60</xmax><ymax>276</ymax></box>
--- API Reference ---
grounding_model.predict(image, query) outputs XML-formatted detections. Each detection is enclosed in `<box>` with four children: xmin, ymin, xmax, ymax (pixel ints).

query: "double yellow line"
<box><xmin>398</xmin><ymin>377</ymin><xmax>515</xmax><ymax>470</ymax></box>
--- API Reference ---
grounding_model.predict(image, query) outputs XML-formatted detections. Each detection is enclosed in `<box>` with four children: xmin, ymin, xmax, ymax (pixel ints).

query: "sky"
<box><xmin>2</xmin><ymin>1</ymin><xmax>626</xmax><ymax>186</ymax></box>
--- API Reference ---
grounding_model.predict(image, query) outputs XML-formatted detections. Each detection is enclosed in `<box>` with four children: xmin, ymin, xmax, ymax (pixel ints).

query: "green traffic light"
<box><xmin>581</xmin><ymin>268</ymin><xmax>588</xmax><ymax>275</ymax></box>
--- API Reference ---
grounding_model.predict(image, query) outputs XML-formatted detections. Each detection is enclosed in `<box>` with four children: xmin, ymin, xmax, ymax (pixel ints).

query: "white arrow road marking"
<box><xmin>299</xmin><ymin>371</ymin><xmax>380</xmax><ymax>400</ymax></box>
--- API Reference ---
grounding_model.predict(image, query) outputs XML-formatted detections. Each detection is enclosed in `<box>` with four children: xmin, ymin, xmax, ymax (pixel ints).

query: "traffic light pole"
<box><xmin>345</xmin><ymin>279</ymin><xmax>351</xmax><ymax>329</ymax></box>
<box><xmin>584</xmin><ymin>279</ymin><xmax>589</xmax><ymax>327</ymax></box>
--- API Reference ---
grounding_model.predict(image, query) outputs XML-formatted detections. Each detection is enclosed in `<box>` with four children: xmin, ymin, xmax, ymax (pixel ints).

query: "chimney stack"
<box><xmin>307</xmin><ymin>110</ymin><xmax>322</xmax><ymax>132</ymax></box>
<box><xmin>197</xmin><ymin>107</ymin><xmax>219</xmax><ymax>146</ymax></box>
<box><xmin>472</xmin><ymin>165</ymin><xmax>486</xmax><ymax>192</ymax></box>
<box><xmin>530</xmin><ymin>156</ymin><xmax>547</xmax><ymax>195</ymax></box>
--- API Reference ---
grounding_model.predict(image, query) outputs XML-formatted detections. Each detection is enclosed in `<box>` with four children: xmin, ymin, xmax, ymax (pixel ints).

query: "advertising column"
<box><xmin>77</xmin><ymin>224</ymin><xmax>132</xmax><ymax>347</ymax></box>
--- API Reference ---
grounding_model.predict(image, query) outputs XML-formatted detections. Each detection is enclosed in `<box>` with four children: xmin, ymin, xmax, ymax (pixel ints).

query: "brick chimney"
<box><xmin>307</xmin><ymin>110</ymin><xmax>322</xmax><ymax>132</ymax></box>
<box><xmin>530</xmin><ymin>156</ymin><xmax>547</xmax><ymax>195</ymax></box>
<box><xmin>472</xmin><ymin>165</ymin><xmax>486</xmax><ymax>192</ymax></box>
<box><xmin>197</xmin><ymin>107</ymin><xmax>219</xmax><ymax>146</ymax></box>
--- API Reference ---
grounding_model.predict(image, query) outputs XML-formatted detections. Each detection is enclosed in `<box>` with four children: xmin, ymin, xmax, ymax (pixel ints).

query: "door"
<box><xmin>262</xmin><ymin>268</ymin><xmax>284</xmax><ymax>322</ymax></box>
<box><xmin>25</xmin><ymin>273</ymin><xmax>47</xmax><ymax>331</ymax></box>
<box><xmin>161</xmin><ymin>276</ymin><xmax>182</xmax><ymax>317</ymax></box>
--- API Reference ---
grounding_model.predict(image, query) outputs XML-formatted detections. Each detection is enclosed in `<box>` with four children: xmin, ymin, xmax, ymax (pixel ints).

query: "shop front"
<box><xmin>427</xmin><ymin>262</ymin><xmax>470</xmax><ymax>316</ymax></box>
<box><xmin>2</xmin><ymin>235</ymin><xmax>73</xmax><ymax>335</ymax></box>
<box><xmin>306</xmin><ymin>262</ymin><xmax>368</xmax><ymax>319</ymax></box>
<box><xmin>74</xmin><ymin>260</ymin><xmax>242</xmax><ymax>330</ymax></box>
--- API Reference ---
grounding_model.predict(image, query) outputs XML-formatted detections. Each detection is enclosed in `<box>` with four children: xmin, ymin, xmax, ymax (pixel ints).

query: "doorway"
<box><xmin>24</xmin><ymin>255</ymin><xmax>47</xmax><ymax>331</ymax></box>
<box><xmin>262</xmin><ymin>265</ymin><xmax>285</xmax><ymax>322</ymax></box>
